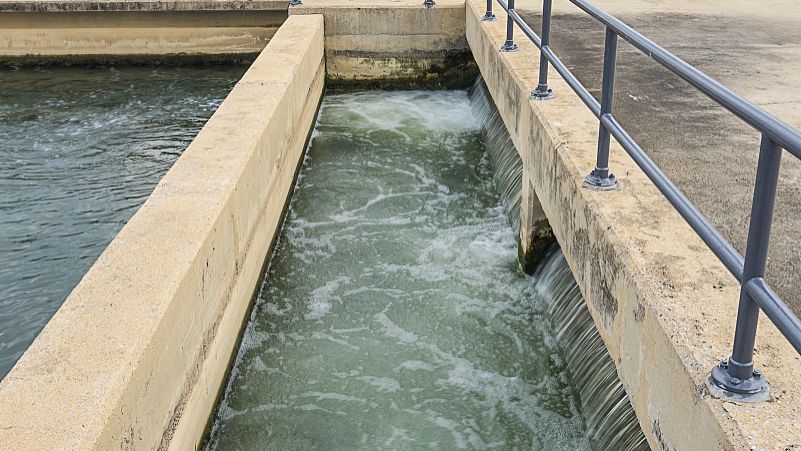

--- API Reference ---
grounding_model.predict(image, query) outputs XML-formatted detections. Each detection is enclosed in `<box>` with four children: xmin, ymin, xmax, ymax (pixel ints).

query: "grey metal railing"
<box><xmin>483</xmin><ymin>0</ymin><xmax>801</xmax><ymax>402</ymax></box>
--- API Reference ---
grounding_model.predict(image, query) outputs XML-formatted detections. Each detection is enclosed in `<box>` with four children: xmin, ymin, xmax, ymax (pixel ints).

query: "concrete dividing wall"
<box><xmin>0</xmin><ymin>1</ymin><xmax>287</xmax><ymax>63</ymax></box>
<box><xmin>0</xmin><ymin>14</ymin><xmax>324</xmax><ymax>450</ymax></box>
<box><xmin>290</xmin><ymin>0</ymin><xmax>474</xmax><ymax>87</ymax></box>
<box><xmin>465</xmin><ymin>0</ymin><xmax>801</xmax><ymax>449</ymax></box>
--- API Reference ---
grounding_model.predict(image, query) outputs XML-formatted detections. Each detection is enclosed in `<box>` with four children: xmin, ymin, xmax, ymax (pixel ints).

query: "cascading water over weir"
<box><xmin>468</xmin><ymin>78</ymin><xmax>523</xmax><ymax>237</ymax></box>
<box><xmin>2</xmin><ymin>2</ymin><xmax>800</xmax><ymax>448</ymax></box>
<box><xmin>469</xmin><ymin>77</ymin><xmax>648</xmax><ymax>450</ymax></box>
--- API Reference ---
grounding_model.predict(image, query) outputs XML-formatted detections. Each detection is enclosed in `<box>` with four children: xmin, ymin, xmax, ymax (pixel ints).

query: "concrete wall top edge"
<box><xmin>0</xmin><ymin>14</ymin><xmax>324</xmax><ymax>450</ymax></box>
<box><xmin>291</xmin><ymin>0</ymin><xmax>463</xmax><ymax>9</ymax></box>
<box><xmin>0</xmin><ymin>0</ymin><xmax>288</xmax><ymax>13</ymax></box>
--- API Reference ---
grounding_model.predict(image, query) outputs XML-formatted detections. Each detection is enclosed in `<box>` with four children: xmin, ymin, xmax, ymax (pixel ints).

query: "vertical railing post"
<box><xmin>483</xmin><ymin>0</ymin><xmax>496</xmax><ymax>21</ymax></box>
<box><xmin>531</xmin><ymin>0</ymin><xmax>554</xmax><ymax>100</ymax></box>
<box><xmin>708</xmin><ymin>134</ymin><xmax>781</xmax><ymax>402</ymax></box>
<box><xmin>584</xmin><ymin>27</ymin><xmax>619</xmax><ymax>190</ymax></box>
<box><xmin>500</xmin><ymin>0</ymin><xmax>518</xmax><ymax>52</ymax></box>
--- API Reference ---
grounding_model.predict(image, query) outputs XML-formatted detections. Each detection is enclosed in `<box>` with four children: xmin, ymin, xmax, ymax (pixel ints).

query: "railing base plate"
<box><xmin>707</xmin><ymin>360</ymin><xmax>770</xmax><ymax>403</ymax></box>
<box><xmin>531</xmin><ymin>88</ymin><xmax>555</xmax><ymax>101</ymax></box>
<box><xmin>583</xmin><ymin>172</ymin><xmax>619</xmax><ymax>191</ymax></box>
<box><xmin>500</xmin><ymin>43</ymin><xmax>519</xmax><ymax>52</ymax></box>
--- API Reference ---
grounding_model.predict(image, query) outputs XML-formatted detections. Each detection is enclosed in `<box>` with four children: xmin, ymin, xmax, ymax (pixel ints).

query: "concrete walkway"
<box><xmin>517</xmin><ymin>0</ymin><xmax>801</xmax><ymax>315</ymax></box>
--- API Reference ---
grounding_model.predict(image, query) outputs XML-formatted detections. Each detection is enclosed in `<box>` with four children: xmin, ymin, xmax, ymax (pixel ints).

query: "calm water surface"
<box><xmin>0</xmin><ymin>65</ymin><xmax>246</xmax><ymax>379</ymax></box>
<box><xmin>207</xmin><ymin>91</ymin><xmax>589</xmax><ymax>450</ymax></box>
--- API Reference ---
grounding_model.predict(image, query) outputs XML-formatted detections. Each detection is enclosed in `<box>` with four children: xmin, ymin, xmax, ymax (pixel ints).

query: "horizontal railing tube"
<box><xmin>490</xmin><ymin>0</ymin><xmax>801</xmax><ymax>377</ymax></box>
<box><xmin>567</xmin><ymin>0</ymin><xmax>801</xmax><ymax>160</ymax></box>
<box><xmin>745</xmin><ymin>278</ymin><xmax>801</xmax><ymax>354</ymax></box>
<box><xmin>503</xmin><ymin>7</ymin><xmax>602</xmax><ymax>115</ymax></box>
<box><xmin>599</xmin><ymin>114</ymin><xmax>745</xmax><ymax>280</ymax></box>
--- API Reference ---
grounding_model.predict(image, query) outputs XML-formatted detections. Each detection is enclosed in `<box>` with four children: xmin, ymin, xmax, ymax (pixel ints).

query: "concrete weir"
<box><xmin>0</xmin><ymin>0</ymin><xmax>800</xmax><ymax>449</ymax></box>
<box><xmin>289</xmin><ymin>0</ymin><xmax>474</xmax><ymax>88</ymax></box>
<box><xmin>0</xmin><ymin>14</ymin><xmax>324</xmax><ymax>450</ymax></box>
<box><xmin>464</xmin><ymin>0</ymin><xmax>800</xmax><ymax>448</ymax></box>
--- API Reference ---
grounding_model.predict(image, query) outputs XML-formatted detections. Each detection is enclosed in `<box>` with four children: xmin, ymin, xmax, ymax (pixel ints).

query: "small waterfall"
<box><xmin>535</xmin><ymin>251</ymin><xmax>648</xmax><ymax>451</ymax></box>
<box><xmin>468</xmin><ymin>78</ymin><xmax>522</xmax><ymax>235</ymax></box>
<box><xmin>470</xmin><ymin>76</ymin><xmax>649</xmax><ymax>450</ymax></box>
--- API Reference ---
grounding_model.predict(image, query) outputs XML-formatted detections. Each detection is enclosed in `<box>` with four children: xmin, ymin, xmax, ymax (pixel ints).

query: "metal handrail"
<box><xmin>483</xmin><ymin>0</ymin><xmax>801</xmax><ymax>401</ymax></box>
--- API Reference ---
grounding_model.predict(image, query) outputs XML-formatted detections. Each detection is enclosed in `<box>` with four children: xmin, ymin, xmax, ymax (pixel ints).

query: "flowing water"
<box><xmin>207</xmin><ymin>91</ymin><xmax>590</xmax><ymax>450</ymax></box>
<box><xmin>468</xmin><ymin>79</ymin><xmax>523</xmax><ymax>237</ymax></box>
<box><xmin>0</xmin><ymin>65</ymin><xmax>247</xmax><ymax>379</ymax></box>
<box><xmin>534</xmin><ymin>253</ymin><xmax>648</xmax><ymax>450</ymax></box>
<box><xmin>469</xmin><ymin>80</ymin><xmax>649</xmax><ymax>450</ymax></box>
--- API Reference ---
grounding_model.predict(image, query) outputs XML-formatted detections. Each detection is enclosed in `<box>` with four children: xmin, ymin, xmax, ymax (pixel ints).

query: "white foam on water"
<box><xmin>305</xmin><ymin>276</ymin><xmax>351</xmax><ymax>320</ymax></box>
<box><xmin>393</xmin><ymin>360</ymin><xmax>437</xmax><ymax>372</ymax></box>
<box><xmin>207</xmin><ymin>91</ymin><xmax>591</xmax><ymax>450</ymax></box>
<box><xmin>298</xmin><ymin>391</ymin><xmax>368</xmax><ymax>404</ymax></box>
<box><xmin>356</xmin><ymin>376</ymin><xmax>401</xmax><ymax>393</ymax></box>
<box><xmin>374</xmin><ymin>309</ymin><xmax>419</xmax><ymax>345</ymax></box>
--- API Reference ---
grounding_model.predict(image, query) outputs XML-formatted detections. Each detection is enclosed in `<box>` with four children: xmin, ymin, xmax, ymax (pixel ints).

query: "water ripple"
<box><xmin>208</xmin><ymin>91</ymin><xmax>589</xmax><ymax>450</ymax></box>
<box><xmin>0</xmin><ymin>65</ymin><xmax>246</xmax><ymax>379</ymax></box>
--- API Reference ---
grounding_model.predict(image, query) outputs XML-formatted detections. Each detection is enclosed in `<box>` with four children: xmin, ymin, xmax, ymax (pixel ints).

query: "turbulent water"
<box><xmin>470</xmin><ymin>79</ymin><xmax>648</xmax><ymax>450</ymax></box>
<box><xmin>0</xmin><ymin>65</ymin><xmax>246</xmax><ymax>379</ymax></box>
<box><xmin>207</xmin><ymin>91</ymin><xmax>590</xmax><ymax>450</ymax></box>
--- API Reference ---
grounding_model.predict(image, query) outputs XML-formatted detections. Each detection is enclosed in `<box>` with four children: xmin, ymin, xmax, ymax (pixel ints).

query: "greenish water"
<box><xmin>0</xmin><ymin>65</ymin><xmax>247</xmax><ymax>379</ymax></box>
<box><xmin>208</xmin><ymin>91</ymin><xmax>589</xmax><ymax>450</ymax></box>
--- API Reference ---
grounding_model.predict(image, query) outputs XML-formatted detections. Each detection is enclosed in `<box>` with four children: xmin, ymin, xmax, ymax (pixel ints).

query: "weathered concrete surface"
<box><xmin>516</xmin><ymin>0</ymin><xmax>801</xmax><ymax>318</ymax></box>
<box><xmin>466</xmin><ymin>0</ymin><xmax>801</xmax><ymax>449</ymax></box>
<box><xmin>0</xmin><ymin>27</ymin><xmax>274</xmax><ymax>63</ymax></box>
<box><xmin>519</xmin><ymin>175</ymin><xmax>554</xmax><ymax>274</ymax></box>
<box><xmin>0</xmin><ymin>7</ymin><xmax>287</xmax><ymax>63</ymax></box>
<box><xmin>290</xmin><ymin>0</ymin><xmax>476</xmax><ymax>88</ymax></box>
<box><xmin>0</xmin><ymin>0</ymin><xmax>286</xmax><ymax>12</ymax></box>
<box><xmin>0</xmin><ymin>14</ymin><xmax>324</xmax><ymax>450</ymax></box>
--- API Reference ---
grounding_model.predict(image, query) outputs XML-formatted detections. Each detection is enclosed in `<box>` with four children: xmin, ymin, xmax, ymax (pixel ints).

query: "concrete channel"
<box><xmin>0</xmin><ymin>0</ymin><xmax>799</xmax><ymax>449</ymax></box>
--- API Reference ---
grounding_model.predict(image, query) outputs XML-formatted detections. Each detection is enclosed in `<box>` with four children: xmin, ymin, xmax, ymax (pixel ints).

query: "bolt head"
<box><xmin>753</xmin><ymin>369</ymin><xmax>762</xmax><ymax>377</ymax></box>
<box><xmin>730</xmin><ymin>377</ymin><xmax>741</xmax><ymax>385</ymax></box>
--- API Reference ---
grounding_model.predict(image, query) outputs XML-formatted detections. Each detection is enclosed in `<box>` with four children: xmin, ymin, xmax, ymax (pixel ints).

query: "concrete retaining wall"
<box><xmin>465</xmin><ymin>0</ymin><xmax>801</xmax><ymax>449</ymax></box>
<box><xmin>0</xmin><ymin>2</ymin><xmax>288</xmax><ymax>63</ymax></box>
<box><xmin>290</xmin><ymin>0</ymin><xmax>475</xmax><ymax>88</ymax></box>
<box><xmin>0</xmin><ymin>14</ymin><xmax>324</xmax><ymax>450</ymax></box>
